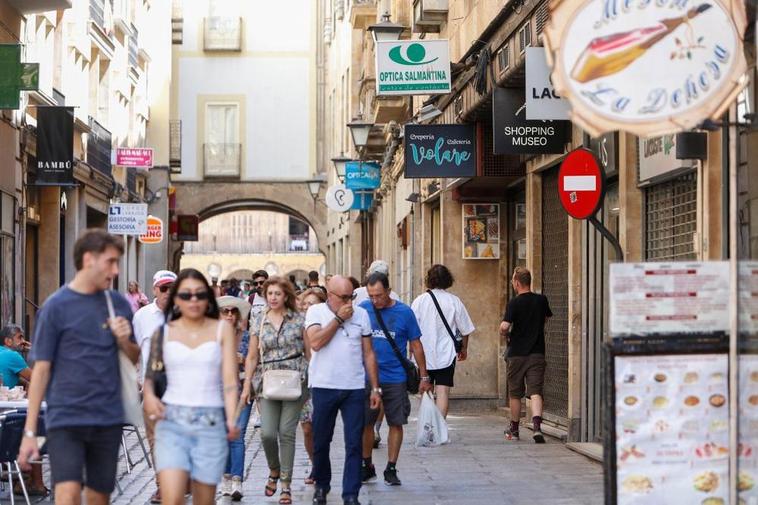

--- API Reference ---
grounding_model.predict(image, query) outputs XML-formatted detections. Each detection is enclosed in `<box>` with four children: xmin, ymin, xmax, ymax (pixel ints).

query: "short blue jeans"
<box><xmin>225</xmin><ymin>400</ymin><xmax>253</xmax><ymax>478</ymax></box>
<box><xmin>154</xmin><ymin>404</ymin><xmax>228</xmax><ymax>485</ymax></box>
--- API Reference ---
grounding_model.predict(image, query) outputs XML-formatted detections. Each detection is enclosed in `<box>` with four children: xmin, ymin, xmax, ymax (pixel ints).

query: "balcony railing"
<box><xmin>87</xmin><ymin>116</ymin><xmax>112</xmax><ymax>178</ymax></box>
<box><xmin>203</xmin><ymin>143</ymin><xmax>241</xmax><ymax>177</ymax></box>
<box><xmin>128</xmin><ymin>24</ymin><xmax>139</xmax><ymax>67</ymax></box>
<box><xmin>90</xmin><ymin>0</ymin><xmax>105</xmax><ymax>29</ymax></box>
<box><xmin>204</xmin><ymin>17</ymin><xmax>242</xmax><ymax>51</ymax></box>
<box><xmin>169</xmin><ymin>120</ymin><xmax>181</xmax><ymax>171</ymax></box>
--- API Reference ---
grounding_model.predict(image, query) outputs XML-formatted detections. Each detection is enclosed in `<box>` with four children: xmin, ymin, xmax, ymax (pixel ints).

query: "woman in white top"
<box><xmin>143</xmin><ymin>268</ymin><xmax>240</xmax><ymax>505</ymax></box>
<box><xmin>411</xmin><ymin>264</ymin><xmax>476</xmax><ymax>418</ymax></box>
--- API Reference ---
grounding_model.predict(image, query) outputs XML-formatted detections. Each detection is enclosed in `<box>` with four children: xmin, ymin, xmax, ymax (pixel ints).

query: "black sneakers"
<box><xmin>312</xmin><ymin>487</ymin><xmax>327</xmax><ymax>505</ymax></box>
<box><xmin>361</xmin><ymin>462</ymin><xmax>377</xmax><ymax>483</ymax></box>
<box><xmin>383</xmin><ymin>468</ymin><xmax>402</xmax><ymax>486</ymax></box>
<box><xmin>533</xmin><ymin>430</ymin><xmax>546</xmax><ymax>444</ymax></box>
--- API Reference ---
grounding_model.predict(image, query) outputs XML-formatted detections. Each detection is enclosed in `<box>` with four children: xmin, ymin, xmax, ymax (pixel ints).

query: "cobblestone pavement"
<box><xmin>2</xmin><ymin>405</ymin><xmax>604</xmax><ymax>504</ymax></box>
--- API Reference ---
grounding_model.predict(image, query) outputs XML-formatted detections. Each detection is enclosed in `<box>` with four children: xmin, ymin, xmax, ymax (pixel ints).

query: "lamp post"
<box><xmin>367</xmin><ymin>12</ymin><xmax>405</xmax><ymax>43</ymax></box>
<box><xmin>331</xmin><ymin>153</ymin><xmax>351</xmax><ymax>183</ymax></box>
<box><xmin>306</xmin><ymin>177</ymin><xmax>324</xmax><ymax>202</ymax></box>
<box><xmin>346</xmin><ymin>114</ymin><xmax>374</xmax><ymax>150</ymax></box>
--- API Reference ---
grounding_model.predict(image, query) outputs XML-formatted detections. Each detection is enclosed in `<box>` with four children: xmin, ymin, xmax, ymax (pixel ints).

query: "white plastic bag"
<box><xmin>415</xmin><ymin>392</ymin><xmax>449</xmax><ymax>447</ymax></box>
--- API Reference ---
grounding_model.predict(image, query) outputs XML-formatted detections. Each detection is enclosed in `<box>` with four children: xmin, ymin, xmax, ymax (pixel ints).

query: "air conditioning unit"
<box><xmin>412</xmin><ymin>0</ymin><xmax>448</xmax><ymax>33</ymax></box>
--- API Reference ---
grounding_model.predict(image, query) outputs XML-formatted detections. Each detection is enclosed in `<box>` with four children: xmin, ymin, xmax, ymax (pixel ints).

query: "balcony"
<box><xmin>350</xmin><ymin>0</ymin><xmax>376</xmax><ymax>29</ymax></box>
<box><xmin>6</xmin><ymin>0</ymin><xmax>71</xmax><ymax>14</ymax></box>
<box><xmin>128</xmin><ymin>25</ymin><xmax>139</xmax><ymax>67</ymax></box>
<box><xmin>204</xmin><ymin>17</ymin><xmax>242</xmax><ymax>51</ymax></box>
<box><xmin>412</xmin><ymin>0</ymin><xmax>448</xmax><ymax>33</ymax></box>
<box><xmin>169</xmin><ymin>120</ymin><xmax>181</xmax><ymax>172</ymax></box>
<box><xmin>89</xmin><ymin>0</ymin><xmax>105</xmax><ymax>29</ymax></box>
<box><xmin>203</xmin><ymin>143</ymin><xmax>241</xmax><ymax>178</ymax></box>
<box><xmin>87</xmin><ymin>116</ymin><xmax>112</xmax><ymax>179</ymax></box>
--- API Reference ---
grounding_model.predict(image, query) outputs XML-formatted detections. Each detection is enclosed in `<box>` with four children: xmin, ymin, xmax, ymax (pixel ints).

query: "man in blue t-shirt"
<box><xmin>18</xmin><ymin>229</ymin><xmax>140</xmax><ymax>504</ymax></box>
<box><xmin>0</xmin><ymin>324</ymin><xmax>31</xmax><ymax>388</ymax></box>
<box><xmin>358</xmin><ymin>272</ymin><xmax>431</xmax><ymax>488</ymax></box>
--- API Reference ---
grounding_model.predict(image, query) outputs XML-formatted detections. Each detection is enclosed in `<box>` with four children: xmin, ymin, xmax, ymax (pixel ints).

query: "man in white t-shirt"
<box><xmin>306</xmin><ymin>276</ymin><xmax>381</xmax><ymax>505</ymax></box>
<box><xmin>132</xmin><ymin>269</ymin><xmax>175</xmax><ymax>504</ymax></box>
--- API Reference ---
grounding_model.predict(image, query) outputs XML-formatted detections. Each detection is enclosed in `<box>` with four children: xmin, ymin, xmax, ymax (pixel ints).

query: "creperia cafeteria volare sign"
<box><xmin>543</xmin><ymin>0</ymin><xmax>747</xmax><ymax>136</ymax></box>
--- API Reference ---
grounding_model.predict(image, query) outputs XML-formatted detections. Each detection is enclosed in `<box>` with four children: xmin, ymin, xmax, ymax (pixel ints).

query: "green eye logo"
<box><xmin>388</xmin><ymin>43</ymin><xmax>439</xmax><ymax>66</ymax></box>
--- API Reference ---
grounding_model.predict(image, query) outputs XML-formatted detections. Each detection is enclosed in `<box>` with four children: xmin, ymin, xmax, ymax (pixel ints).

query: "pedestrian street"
<box><xmin>80</xmin><ymin>406</ymin><xmax>603</xmax><ymax>505</ymax></box>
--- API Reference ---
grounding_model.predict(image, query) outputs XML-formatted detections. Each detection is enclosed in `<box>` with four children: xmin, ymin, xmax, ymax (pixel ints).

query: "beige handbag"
<box><xmin>257</xmin><ymin>314</ymin><xmax>303</xmax><ymax>401</ymax></box>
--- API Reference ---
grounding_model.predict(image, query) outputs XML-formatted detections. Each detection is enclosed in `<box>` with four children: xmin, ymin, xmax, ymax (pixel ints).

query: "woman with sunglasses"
<box><xmin>240</xmin><ymin>276</ymin><xmax>310</xmax><ymax>505</ymax></box>
<box><xmin>216</xmin><ymin>296</ymin><xmax>253</xmax><ymax>501</ymax></box>
<box><xmin>144</xmin><ymin>269</ymin><xmax>240</xmax><ymax>505</ymax></box>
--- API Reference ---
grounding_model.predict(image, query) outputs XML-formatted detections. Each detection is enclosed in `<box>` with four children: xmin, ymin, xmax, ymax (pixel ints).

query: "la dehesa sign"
<box><xmin>138</xmin><ymin>215</ymin><xmax>163</xmax><ymax>244</ymax></box>
<box><xmin>544</xmin><ymin>0</ymin><xmax>747</xmax><ymax>136</ymax></box>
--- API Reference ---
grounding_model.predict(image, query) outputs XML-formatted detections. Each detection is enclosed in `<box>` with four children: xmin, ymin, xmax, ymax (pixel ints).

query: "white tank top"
<box><xmin>161</xmin><ymin>321</ymin><xmax>224</xmax><ymax>408</ymax></box>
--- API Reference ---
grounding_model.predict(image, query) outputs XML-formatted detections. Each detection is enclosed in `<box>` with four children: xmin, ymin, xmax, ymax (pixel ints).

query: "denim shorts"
<box><xmin>154</xmin><ymin>404</ymin><xmax>228</xmax><ymax>485</ymax></box>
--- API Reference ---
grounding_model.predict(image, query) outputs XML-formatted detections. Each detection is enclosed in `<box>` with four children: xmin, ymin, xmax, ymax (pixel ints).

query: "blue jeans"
<box><xmin>225</xmin><ymin>400</ymin><xmax>253</xmax><ymax>478</ymax></box>
<box><xmin>311</xmin><ymin>388</ymin><xmax>365</xmax><ymax>500</ymax></box>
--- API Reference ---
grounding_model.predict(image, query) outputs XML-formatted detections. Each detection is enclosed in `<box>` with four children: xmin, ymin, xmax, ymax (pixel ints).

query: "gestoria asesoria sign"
<box><xmin>543</xmin><ymin>0</ymin><xmax>747</xmax><ymax>136</ymax></box>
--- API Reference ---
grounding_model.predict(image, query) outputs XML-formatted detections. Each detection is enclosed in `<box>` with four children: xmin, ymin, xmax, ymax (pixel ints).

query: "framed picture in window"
<box><xmin>462</xmin><ymin>203</ymin><xmax>500</xmax><ymax>260</ymax></box>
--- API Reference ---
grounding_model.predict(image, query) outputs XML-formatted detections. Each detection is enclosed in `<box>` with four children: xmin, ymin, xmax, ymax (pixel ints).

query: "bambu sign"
<box><xmin>543</xmin><ymin>0</ymin><xmax>747</xmax><ymax>136</ymax></box>
<box><xmin>36</xmin><ymin>107</ymin><xmax>75</xmax><ymax>186</ymax></box>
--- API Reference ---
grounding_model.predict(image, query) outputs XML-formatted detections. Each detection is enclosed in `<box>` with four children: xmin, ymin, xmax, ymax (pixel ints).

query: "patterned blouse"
<box><xmin>250</xmin><ymin>309</ymin><xmax>308</xmax><ymax>392</ymax></box>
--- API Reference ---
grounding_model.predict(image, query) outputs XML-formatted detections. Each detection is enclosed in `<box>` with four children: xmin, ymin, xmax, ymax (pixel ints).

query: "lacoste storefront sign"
<box><xmin>375</xmin><ymin>40</ymin><xmax>451</xmax><ymax>96</ymax></box>
<box><xmin>543</xmin><ymin>0</ymin><xmax>747</xmax><ymax>136</ymax></box>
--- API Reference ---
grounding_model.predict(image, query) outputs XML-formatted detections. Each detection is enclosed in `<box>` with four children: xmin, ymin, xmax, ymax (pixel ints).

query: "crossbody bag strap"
<box><xmin>371</xmin><ymin>304</ymin><xmax>409</xmax><ymax>369</ymax></box>
<box><xmin>427</xmin><ymin>290</ymin><xmax>456</xmax><ymax>341</ymax></box>
<box><xmin>257</xmin><ymin>311</ymin><xmax>267</xmax><ymax>367</ymax></box>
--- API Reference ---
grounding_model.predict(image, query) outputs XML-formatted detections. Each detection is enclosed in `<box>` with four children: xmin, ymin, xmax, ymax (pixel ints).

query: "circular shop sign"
<box><xmin>558</xmin><ymin>148</ymin><xmax>605</xmax><ymax>220</ymax></box>
<box><xmin>544</xmin><ymin>0</ymin><xmax>747</xmax><ymax>136</ymax></box>
<box><xmin>138</xmin><ymin>215</ymin><xmax>164</xmax><ymax>244</ymax></box>
<box><xmin>325</xmin><ymin>184</ymin><xmax>354</xmax><ymax>212</ymax></box>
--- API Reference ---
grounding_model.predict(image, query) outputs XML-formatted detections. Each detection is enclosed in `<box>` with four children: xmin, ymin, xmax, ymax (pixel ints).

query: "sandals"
<box><xmin>265</xmin><ymin>474</ymin><xmax>280</xmax><ymax>497</ymax></box>
<box><xmin>279</xmin><ymin>488</ymin><xmax>292</xmax><ymax>505</ymax></box>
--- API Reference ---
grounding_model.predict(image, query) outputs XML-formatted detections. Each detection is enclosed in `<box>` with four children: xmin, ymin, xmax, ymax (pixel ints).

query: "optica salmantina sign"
<box><xmin>139</xmin><ymin>215</ymin><xmax>164</xmax><ymax>244</ymax></box>
<box><xmin>543</xmin><ymin>0</ymin><xmax>747</xmax><ymax>136</ymax></box>
<box><xmin>375</xmin><ymin>40</ymin><xmax>451</xmax><ymax>96</ymax></box>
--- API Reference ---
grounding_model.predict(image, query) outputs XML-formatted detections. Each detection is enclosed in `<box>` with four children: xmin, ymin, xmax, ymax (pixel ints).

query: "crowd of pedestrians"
<box><xmin>5</xmin><ymin>228</ymin><xmax>554</xmax><ymax>505</ymax></box>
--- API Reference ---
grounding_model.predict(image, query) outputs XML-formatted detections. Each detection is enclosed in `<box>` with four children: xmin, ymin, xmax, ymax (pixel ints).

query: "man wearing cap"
<box><xmin>132</xmin><ymin>269</ymin><xmax>176</xmax><ymax>504</ymax></box>
<box><xmin>353</xmin><ymin>261</ymin><xmax>401</xmax><ymax>306</ymax></box>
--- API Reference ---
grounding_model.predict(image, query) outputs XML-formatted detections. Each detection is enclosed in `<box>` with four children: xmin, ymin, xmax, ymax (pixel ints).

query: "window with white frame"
<box><xmin>204</xmin><ymin>103</ymin><xmax>241</xmax><ymax>177</ymax></box>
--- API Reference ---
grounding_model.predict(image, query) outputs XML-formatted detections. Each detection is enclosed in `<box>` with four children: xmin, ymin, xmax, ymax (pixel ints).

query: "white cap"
<box><xmin>368</xmin><ymin>260</ymin><xmax>389</xmax><ymax>276</ymax></box>
<box><xmin>152</xmin><ymin>270</ymin><xmax>177</xmax><ymax>287</ymax></box>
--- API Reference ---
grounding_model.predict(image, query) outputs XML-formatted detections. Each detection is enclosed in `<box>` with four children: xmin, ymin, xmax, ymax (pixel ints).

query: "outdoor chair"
<box><xmin>0</xmin><ymin>412</ymin><xmax>31</xmax><ymax>505</ymax></box>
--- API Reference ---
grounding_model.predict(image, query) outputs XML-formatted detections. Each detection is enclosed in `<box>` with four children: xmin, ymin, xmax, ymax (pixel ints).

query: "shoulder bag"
<box><xmin>372</xmin><ymin>305</ymin><xmax>420</xmax><ymax>394</ymax></box>
<box><xmin>105</xmin><ymin>290</ymin><xmax>144</xmax><ymax>427</ymax></box>
<box><xmin>257</xmin><ymin>313</ymin><xmax>303</xmax><ymax>401</ymax></box>
<box><xmin>427</xmin><ymin>290</ymin><xmax>464</xmax><ymax>354</ymax></box>
<box><xmin>147</xmin><ymin>325</ymin><xmax>167</xmax><ymax>398</ymax></box>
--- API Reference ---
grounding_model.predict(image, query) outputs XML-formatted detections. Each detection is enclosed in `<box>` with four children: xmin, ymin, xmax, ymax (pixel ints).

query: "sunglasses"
<box><xmin>176</xmin><ymin>291</ymin><xmax>210</xmax><ymax>301</ymax></box>
<box><xmin>329</xmin><ymin>291</ymin><xmax>356</xmax><ymax>303</ymax></box>
<box><xmin>253</xmin><ymin>281</ymin><xmax>265</xmax><ymax>286</ymax></box>
<box><xmin>158</xmin><ymin>284</ymin><xmax>173</xmax><ymax>293</ymax></box>
<box><xmin>221</xmin><ymin>307</ymin><xmax>239</xmax><ymax>315</ymax></box>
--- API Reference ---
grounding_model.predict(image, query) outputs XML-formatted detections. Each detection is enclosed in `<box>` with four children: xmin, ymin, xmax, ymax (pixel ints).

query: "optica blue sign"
<box><xmin>345</xmin><ymin>162</ymin><xmax>381</xmax><ymax>190</ymax></box>
<box><xmin>350</xmin><ymin>190</ymin><xmax>374</xmax><ymax>211</ymax></box>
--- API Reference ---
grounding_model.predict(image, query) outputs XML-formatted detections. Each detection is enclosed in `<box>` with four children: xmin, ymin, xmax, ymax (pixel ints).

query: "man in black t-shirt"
<box><xmin>499</xmin><ymin>267</ymin><xmax>552</xmax><ymax>443</ymax></box>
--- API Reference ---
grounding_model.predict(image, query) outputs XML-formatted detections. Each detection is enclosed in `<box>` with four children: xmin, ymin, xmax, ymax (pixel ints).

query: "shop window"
<box><xmin>645</xmin><ymin>172</ymin><xmax>697</xmax><ymax>261</ymax></box>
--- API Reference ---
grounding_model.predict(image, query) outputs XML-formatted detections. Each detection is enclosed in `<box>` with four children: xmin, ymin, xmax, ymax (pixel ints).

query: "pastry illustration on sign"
<box><xmin>693</xmin><ymin>471</ymin><xmax>719</xmax><ymax>493</ymax></box>
<box><xmin>571</xmin><ymin>4</ymin><xmax>712</xmax><ymax>83</ymax></box>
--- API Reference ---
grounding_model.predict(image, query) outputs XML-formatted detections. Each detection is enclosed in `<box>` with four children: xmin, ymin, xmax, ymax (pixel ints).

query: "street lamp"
<box><xmin>306</xmin><ymin>175</ymin><xmax>326</xmax><ymax>201</ymax></box>
<box><xmin>347</xmin><ymin>114</ymin><xmax>374</xmax><ymax>150</ymax></box>
<box><xmin>331</xmin><ymin>153</ymin><xmax>351</xmax><ymax>182</ymax></box>
<box><xmin>368</xmin><ymin>12</ymin><xmax>405</xmax><ymax>43</ymax></box>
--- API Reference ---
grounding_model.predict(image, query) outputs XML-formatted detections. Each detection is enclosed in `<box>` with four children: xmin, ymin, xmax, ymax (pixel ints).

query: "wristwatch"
<box><xmin>371</xmin><ymin>387</ymin><xmax>383</xmax><ymax>396</ymax></box>
<box><xmin>420</xmin><ymin>376</ymin><xmax>431</xmax><ymax>382</ymax></box>
<box><xmin>23</xmin><ymin>429</ymin><xmax>35</xmax><ymax>439</ymax></box>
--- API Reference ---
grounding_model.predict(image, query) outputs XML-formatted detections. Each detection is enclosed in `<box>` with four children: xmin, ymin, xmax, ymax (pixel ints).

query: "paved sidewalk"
<box><xmin>6</xmin><ymin>405</ymin><xmax>603</xmax><ymax>504</ymax></box>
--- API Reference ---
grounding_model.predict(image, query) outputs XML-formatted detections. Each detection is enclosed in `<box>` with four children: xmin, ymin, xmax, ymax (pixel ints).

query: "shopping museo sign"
<box><xmin>543</xmin><ymin>0</ymin><xmax>748</xmax><ymax>136</ymax></box>
<box><xmin>375</xmin><ymin>40</ymin><xmax>451</xmax><ymax>95</ymax></box>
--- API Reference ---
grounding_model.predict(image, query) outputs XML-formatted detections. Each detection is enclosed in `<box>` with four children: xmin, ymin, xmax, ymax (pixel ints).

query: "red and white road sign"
<box><xmin>558</xmin><ymin>147</ymin><xmax>605</xmax><ymax>220</ymax></box>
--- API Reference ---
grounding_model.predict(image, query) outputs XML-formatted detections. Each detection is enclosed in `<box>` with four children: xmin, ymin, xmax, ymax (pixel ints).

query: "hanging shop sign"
<box><xmin>325</xmin><ymin>184</ymin><xmax>354</xmax><ymax>212</ymax></box>
<box><xmin>589</xmin><ymin>132</ymin><xmax>618</xmax><ymax>176</ymax></box>
<box><xmin>0</xmin><ymin>44</ymin><xmax>39</xmax><ymax>110</ymax></box>
<box><xmin>543</xmin><ymin>0</ymin><xmax>748</xmax><ymax>137</ymax></box>
<box><xmin>525</xmin><ymin>47</ymin><xmax>571</xmax><ymax>120</ymax></box>
<box><xmin>345</xmin><ymin>162</ymin><xmax>381</xmax><ymax>190</ymax></box>
<box><xmin>609</xmin><ymin>261</ymin><xmax>730</xmax><ymax>337</ymax></box>
<box><xmin>462</xmin><ymin>203</ymin><xmax>500</xmax><ymax>260</ymax></box>
<box><xmin>404</xmin><ymin>124</ymin><xmax>477</xmax><ymax>178</ymax></box>
<box><xmin>638</xmin><ymin>134</ymin><xmax>697</xmax><ymax>186</ymax></box>
<box><xmin>138</xmin><ymin>215</ymin><xmax>164</xmax><ymax>244</ymax></box>
<box><xmin>116</xmin><ymin>147</ymin><xmax>154</xmax><ymax>169</ymax></box>
<box><xmin>107</xmin><ymin>203</ymin><xmax>148</xmax><ymax>235</ymax></box>
<box><xmin>351</xmin><ymin>190</ymin><xmax>374</xmax><ymax>211</ymax></box>
<box><xmin>36</xmin><ymin>106</ymin><xmax>75</xmax><ymax>186</ymax></box>
<box><xmin>492</xmin><ymin>87</ymin><xmax>570</xmax><ymax>155</ymax></box>
<box><xmin>176</xmin><ymin>214</ymin><xmax>199</xmax><ymax>242</ymax></box>
<box><xmin>375</xmin><ymin>40</ymin><xmax>452</xmax><ymax>96</ymax></box>
<box><xmin>558</xmin><ymin>148</ymin><xmax>605</xmax><ymax>220</ymax></box>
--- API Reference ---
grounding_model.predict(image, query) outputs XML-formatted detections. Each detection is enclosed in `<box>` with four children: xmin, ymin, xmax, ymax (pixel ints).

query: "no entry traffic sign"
<box><xmin>558</xmin><ymin>147</ymin><xmax>605</xmax><ymax>220</ymax></box>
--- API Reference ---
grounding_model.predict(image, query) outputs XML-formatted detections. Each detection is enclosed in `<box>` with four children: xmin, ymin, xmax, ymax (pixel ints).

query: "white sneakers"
<box><xmin>231</xmin><ymin>476</ymin><xmax>243</xmax><ymax>501</ymax></box>
<box><xmin>220</xmin><ymin>475</ymin><xmax>232</xmax><ymax>496</ymax></box>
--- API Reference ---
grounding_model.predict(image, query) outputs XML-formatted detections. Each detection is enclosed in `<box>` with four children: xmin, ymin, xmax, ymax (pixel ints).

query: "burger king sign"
<box><xmin>138</xmin><ymin>215</ymin><xmax>164</xmax><ymax>244</ymax></box>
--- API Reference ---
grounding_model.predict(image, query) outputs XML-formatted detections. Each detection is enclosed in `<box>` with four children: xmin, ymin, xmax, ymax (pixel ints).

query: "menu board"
<box><xmin>615</xmin><ymin>354</ymin><xmax>729</xmax><ymax>505</ymax></box>
<box><xmin>462</xmin><ymin>204</ymin><xmax>500</xmax><ymax>259</ymax></box>
<box><xmin>610</xmin><ymin>262</ymin><xmax>730</xmax><ymax>336</ymax></box>
<box><xmin>740</xmin><ymin>354</ymin><xmax>758</xmax><ymax>503</ymax></box>
<box><xmin>739</xmin><ymin>262</ymin><xmax>758</xmax><ymax>336</ymax></box>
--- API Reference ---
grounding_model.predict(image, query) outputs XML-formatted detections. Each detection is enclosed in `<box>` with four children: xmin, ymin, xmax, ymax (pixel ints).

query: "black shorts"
<box><xmin>366</xmin><ymin>383</ymin><xmax>411</xmax><ymax>427</ymax></box>
<box><xmin>428</xmin><ymin>360</ymin><xmax>456</xmax><ymax>387</ymax></box>
<box><xmin>46</xmin><ymin>425</ymin><xmax>122</xmax><ymax>494</ymax></box>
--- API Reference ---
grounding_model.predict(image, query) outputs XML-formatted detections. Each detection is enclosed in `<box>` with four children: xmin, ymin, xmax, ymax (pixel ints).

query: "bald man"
<box><xmin>305</xmin><ymin>276</ymin><xmax>382</xmax><ymax>505</ymax></box>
